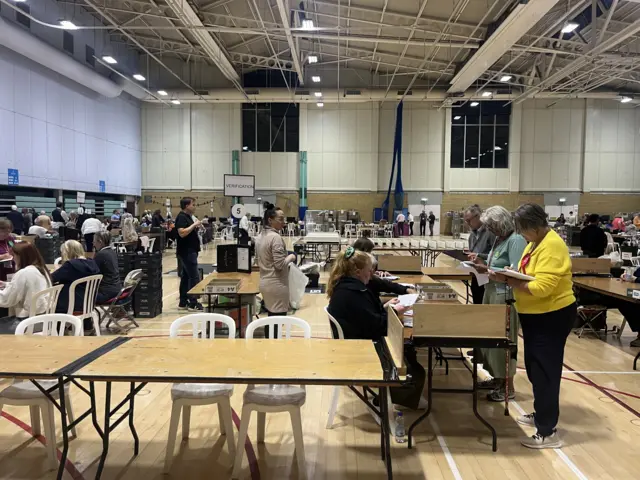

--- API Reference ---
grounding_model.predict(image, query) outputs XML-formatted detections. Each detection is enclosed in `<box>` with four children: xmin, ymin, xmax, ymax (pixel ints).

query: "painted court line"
<box><xmin>428</xmin><ymin>416</ymin><xmax>463</xmax><ymax>480</ymax></box>
<box><xmin>510</xmin><ymin>401</ymin><xmax>588</xmax><ymax>480</ymax></box>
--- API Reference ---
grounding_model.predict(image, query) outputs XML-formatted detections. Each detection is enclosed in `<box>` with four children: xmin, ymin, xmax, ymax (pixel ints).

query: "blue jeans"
<box><xmin>178</xmin><ymin>251</ymin><xmax>199</xmax><ymax>307</ymax></box>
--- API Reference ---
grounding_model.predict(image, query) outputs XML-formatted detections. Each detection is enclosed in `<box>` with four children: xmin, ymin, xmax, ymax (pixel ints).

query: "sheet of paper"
<box><xmin>403</xmin><ymin>317</ymin><xmax>413</xmax><ymax>328</ymax></box>
<box><xmin>490</xmin><ymin>268</ymin><xmax>535</xmax><ymax>281</ymax></box>
<box><xmin>458</xmin><ymin>262</ymin><xmax>490</xmax><ymax>286</ymax></box>
<box><xmin>397</xmin><ymin>293</ymin><xmax>419</xmax><ymax>307</ymax></box>
<box><xmin>398</xmin><ymin>283</ymin><xmax>415</xmax><ymax>288</ymax></box>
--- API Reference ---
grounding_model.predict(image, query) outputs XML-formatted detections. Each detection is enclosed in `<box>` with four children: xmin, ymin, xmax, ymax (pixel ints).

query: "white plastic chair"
<box><xmin>232</xmin><ymin>317</ymin><xmax>311</xmax><ymax>479</ymax></box>
<box><xmin>53</xmin><ymin>257</ymin><xmax>62</xmax><ymax>266</ymax></box>
<box><xmin>324</xmin><ymin>306</ymin><xmax>344</xmax><ymax>429</ymax></box>
<box><xmin>29</xmin><ymin>284</ymin><xmax>64</xmax><ymax>318</ymax></box>
<box><xmin>67</xmin><ymin>274</ymin><xmax>102</xmax><ymax>335</ymax></box>
<box><xmin>0</xmin><ymin>314</ymin><xmax>81</xmax><ymax>469</ymax></box>
<box><xmin>165</xmin><ymin>314</ymin><xmax>237</xmax><ymax>472</ymax></box>
<box><xmin>287</xmin><ymin>223</ymin><xmax>296</xmax><ymax>237</ymax></box>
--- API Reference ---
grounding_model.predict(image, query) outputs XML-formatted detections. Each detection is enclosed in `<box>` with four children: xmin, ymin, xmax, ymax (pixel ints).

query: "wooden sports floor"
<box><xmin>1</xmin><ymin>237</ymin><xmax>639</xmax><ymax>480</ymax></box>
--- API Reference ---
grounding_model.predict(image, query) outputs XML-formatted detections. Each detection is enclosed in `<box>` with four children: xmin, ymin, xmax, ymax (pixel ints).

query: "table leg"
<box><xmin>634</xmin><ymin>351</ymin><xmax>640</xmax><ymax>370</ymax></box>
<box><xmin>129</xmin><ymin>382</ymin><xmax>140</xmax><ymax>455</ymax></box>
<box><xmin>96</xmin><ymin>382</ymin><xmax>112</xmax><ymax>479</ymax></box>
<box><xmin>408</xmin><ymin>347</ymin><xmax>433</xmax><ymax>449</ymax></box>
<box><xmin>379</xmin><ymin>386</ymin><xmax>393</xmax><ymax>479</ymax></box>
<box><xmin>464</xmin><ymin>281</ymin><xmax>471</xmax><ymax>304</ymax></box>
<box><xmin>56</xmin><ymin>378</ymin><xmax>69</xmax><ymax>480</ymax></box>
<box><xmin>472</xmin><ymin>352</ymin><xmax>497</xmax><ymax>452</ymax></box>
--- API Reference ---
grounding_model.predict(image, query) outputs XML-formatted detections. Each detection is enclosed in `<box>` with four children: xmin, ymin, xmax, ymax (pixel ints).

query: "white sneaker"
<box><xmin>516</xmin><ymin>412</ymin><xmax>536</xmax><ymax>427</ymax></box>
<box><xmin>521</xmin><ymin>430</ymin><xmax>562</xmax><ymax>449</ymax></box>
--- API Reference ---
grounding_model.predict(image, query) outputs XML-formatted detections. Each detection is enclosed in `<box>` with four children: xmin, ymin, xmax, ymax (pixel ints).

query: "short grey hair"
<box><xmin>514</xmin><ymin>203</ymin><xmax>548</xmax><ymax>232</ymax></box>
<box><xmin>93</xmin><ymin>231</ymin><xmax>111</xmax><ymax>248</ymax></box>
<box><xmin>464</xmin><ymin>204</ymin><xmax>482</xmax><ymax>217</ymax></box>
<box><xmin>481</xmin><ymin>206</ymin><xmax>515</xmax><ymax>238</ymax></box>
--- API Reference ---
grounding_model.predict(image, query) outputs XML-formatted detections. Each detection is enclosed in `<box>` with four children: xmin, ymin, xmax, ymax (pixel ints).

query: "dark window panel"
<box><xmin>494</xmin><ymin>126</ymin><xmax>509</xmax><ymax>168</ymax></box>
<box><xmin>496</xmin><ymin>114</ymin><xmax>510</xmax><ymax>125</ymax></box>
<box><xmin>286</xmin><ymin>119</ymin><xmax>299</xmax><ymax>152</ymax></box>
<box><xmin>63</xmin><ymin>31</ymin><xmax>74</xmax><ymax>55</ymax></box>
<box><xmin>479</xmin><ymin>125</ymin><xmax>494</xmax><ymax>168</ymax></box>
<box><xmin>256</xmin><ymin>108</ymin><xmax>272</xmax><ymax>151</ymax></box>
<box><xmin>451</xmin><ymin>125</ymin><xmax>465</xmax><ymax>168</ymax></box>
<box><xmin>85</xmin><ymin>45</ymin><xmax>95</xmax><ymax>67</ymax></box>
<box><xmin>270</xmin><ymin>115</ymin><xmax>286</xmax><ymax>152</ymax></box>
<box><xmin>452</xmin><ymin>113</ymin><xmax>464</xmax><ymax>125</ymax></box>
<box><xmin>242</xmin><ymin>106</ymin><xmax>256</xmax><ymax>152</ymax></box>
<box><xmin>465</xmin><ymin>125</ymin><xmax>479</xmax><ymax>168</ymax></box>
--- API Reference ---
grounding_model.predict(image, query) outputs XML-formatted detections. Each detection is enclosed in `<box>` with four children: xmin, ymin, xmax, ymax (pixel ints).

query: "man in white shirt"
<box><xmin>408</xmin><ymin>212</ymin><xmax>414</xmax><ymax>236</ymax></box>
<box><xmin>239</xmin><ymin>214</ymin><xmax>250</xmax><ymax>245</ymax></box>
<box><xmin>567</xmin><ymin>211</ymin><xmax>577</xmax><ymax>227</ymax></box>
<box><xmin>396</xmin><ymin>212</ymin><xmax>406</xmax><ymax>237</ymax></box>
<box><xmin>81</xmin><ymin>215</ymin><xmax>103</xmax><ymax>252</ymax></box>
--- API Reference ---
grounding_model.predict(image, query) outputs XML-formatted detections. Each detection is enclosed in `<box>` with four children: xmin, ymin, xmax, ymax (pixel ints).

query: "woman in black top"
<box><xmin>93</xmin><ymin>232</ymin><xmax>123</xmax><ymax>303</ymax></box>
<box><xmin>152</xmin><ymin>209</ymin><xmax>165</xmax><ymax>228</ymax></box>
<box><xmin>327</xmin><ymin>247</ymin><xmax>426</xmax><ymax>409</ymax></box>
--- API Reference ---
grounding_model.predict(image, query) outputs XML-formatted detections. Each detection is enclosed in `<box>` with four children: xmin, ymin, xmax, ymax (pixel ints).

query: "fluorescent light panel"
<box><xmin>481</xmin><ymin>91</ymin><xmax>493</xmax><ymax>97</ymax></box>
<box><xmin>102</xmin><ymin>56</ymin><xmax>117</xmax><ymax>64</ymax></box>
<box><xmin>171</xmin><ymin>99</ymin><xmax>181</xmax><ymax>105</ymax></box>
<box><xmin>314</xmin><ymin>92</ymin><xmax>322</xmax><ymax>97</ymax></box>
<box><xmin>454</xmin><ymin>116</ymin><xmax>461</xmax><ymax>120</ymax></box>
<box><xmin>133</xmin><ymin>74</ymin><xmax>145</xmax><ymax>81</ymax></box>
<box><xmin>317</xmin><ymin>102</ymin><xmax>324</xmax><ymax>107</ymax></box>
<box><xmin>308</xmin><ymin>55</ymin><xmax>318</xmax><ymax>64</ymax></box>
<box><xmin>470</xmin><ymin>101</ymin><xmax>479</xmax><ymax>107</ymax></box>
<box><xmin>311</xmin><ymin>76</ymin><xmax>321</xmax><ymax>82</ymax></box>
<box><xmin>500</xmin><ymin>75</ymin><xmax>512</xmax><ymax>82</ymax></box>
<box><xmin>620</xmin><ymin>96</ymin><xmax>632</xmax><ymax>103</ymax></box>
<box><xmin>561</xmin><ymin>22</ymin><xmax>579</xmax><ymax>34</ymax></box>
<box><xmin>60</xmin><ymin>20</ymin><xmax>77</xmax><ymax>30</ymax></box>
<box><xmin>157</xmin><ymin>90</ymin><xmax>168</xmax><ymax>96</ymax></box>
<box><xmin>301</xmin><ymin>19</ymin><xmax>314</xmax><ymax>30</ymax></box>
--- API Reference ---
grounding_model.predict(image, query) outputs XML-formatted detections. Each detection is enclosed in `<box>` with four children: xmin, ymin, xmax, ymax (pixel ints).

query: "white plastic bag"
<box><xmin>289</xmin><ymin>263</ymin><xmax>309</xmax><ymax>310</ymax></box>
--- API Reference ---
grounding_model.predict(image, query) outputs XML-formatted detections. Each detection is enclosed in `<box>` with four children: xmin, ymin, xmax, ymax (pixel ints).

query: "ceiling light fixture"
<box><xmin>454</xmin><ymin>115</ymin><xmax>461</xmax><ymax>120</ymax></box>
<box><xmin>494</xmin><ymin>146</ymin><xmax>502</xmax><ymax>150</ymax></box>
<box><xmin>171</xmin><ymin>99</ymin><xmax>181</xmax><ymax>105</ymax></box>
<box><xmin>314</xmin><ymin>92</ymin><xmax>322</xmax><ymax>97</ymax></box>
<box><xmin>157</xmin><ymin>90</ymin><xmax>168</xmax><ymax>96</ymax></box>
<box><xmin>481</xmin><ymin>91</ymin><xmax>493</xmax><ymax>97</ymax></box>
<box><xmin>312</xmin><ymin>76</ymin><xmax>321</xmax><ymax>82</ymax></box>
<box><xmin>242</xmin><ymin>146</ymin><xmax>248</xmax><ymax>151</ymax></box>
<box><xmin>620</xmin><ymin>96</ymin><xmax>632</xmax><ymax>103</ymax></box>
<box><xmin>301</xmin><ymin>19</ymin><xmax>314</xmax><ymax>30</ymax></box>
<box><xmin>102</xmin><ymin>56</ymin><xmax>117</xmax><ymax>64</ymax></box>
<box><xmin>59</xmin><ymin>20</ymin><xmax>77</xmax><ymax>30</ymax></box>
<box><xmin>470</xmin><ymin>101</ymin><xmax>479</xmax><ymax>107</ymax></box>
<box><xmin>561</xmin><ymin>22</ymin><xmax>579</xmax><ymax>34</ymax></box>
<box><xmin>133</xmin><ymin>74</ymin><xmax>145</xmax><ymax>81</ymax></box>
<box><xmin>308</xmin><ymin>55</ymin><xmax>318</xmax><ymax>64</ymax></box>
<box><xmin>500</xmin><ymin>75</ymin><xmax>512</xmax><ymax>82</ymax></box>
<box><xmin>317</xmin><ymin>102</ymin><xmax>324</xmax><ymax>107</ymax></box>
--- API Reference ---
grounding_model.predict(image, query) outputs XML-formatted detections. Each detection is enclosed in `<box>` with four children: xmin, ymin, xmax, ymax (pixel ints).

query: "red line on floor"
<box><xmin>1</xmin><ymin>411</ymin><xmax>85</xmax><ymax>479</ymax></box>
<box><xmin>231</xmin><ymin>408</ymin><xmax>261</xmax><ymax>480</ymax></box>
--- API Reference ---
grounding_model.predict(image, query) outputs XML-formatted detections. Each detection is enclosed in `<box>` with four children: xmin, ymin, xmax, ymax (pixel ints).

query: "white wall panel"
<box><xmin>0</xmin><ymin>48</ymin><xmax>142</xmax><ymax>194</ymax></box>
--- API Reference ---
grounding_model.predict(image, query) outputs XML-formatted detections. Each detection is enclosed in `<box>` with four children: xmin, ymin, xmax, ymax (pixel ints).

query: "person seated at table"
<box><xmin>352</xmin><ymin>237</ymin><xmax>414</xmax><ymax>296</ymax></box>
<box><xmin>93</xmin><ymin>232</ymin><xmax>123</xmax><ymax>304</ymax></box>
<box><xmin>81</xmin><ymin>214</ymin><xmax>103</xmax><ymax>252</ymax></box>
<box><xmin>0</xmin><ymin>242</ymin><xmax>52</xmax><ymax>334</ymax></box>
<box><xmin>327</xmin><ymin>247</ymin><xmax>426</xmax><ymax>410</ymax></box>
<box><xmin>580</xmin><ymin>213</ymin><xmax>607</xmax><ymax>258</ymax></box>
<box><xmin>612</xmin><ymin>213</ymin><xmax>626</xmax><ymax>233</ymax></box>
<box><xmin>471</xmin><ymin>206</ymin><xmax>527</xmax><ymax>402</ymax></box>
<box><xmin>0</xmin><ymin>219</ymin><xmax>16</xmax><ymax>261</ymax></box>
<box><xmin>152</xmin><ymin>209</ymin><xmax>165</xmax><ymax>228</ymax></box>
<box><xmin>52</xmin><ymin>240</ymin><xmax>100</xmax><ymax>334</ymax></box>
<box><xmin>28</xmin><ymin>215</ymin><xmax>54</xmax><ymax>238</ymax></box>
<box><xmin>121</xmin><ymin>215</ymin><xmax>139</xmax><ymax>244</ymax></box>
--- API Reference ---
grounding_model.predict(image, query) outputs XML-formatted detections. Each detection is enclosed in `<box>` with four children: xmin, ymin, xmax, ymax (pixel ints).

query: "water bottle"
<box><xmin>394</xmin><ymin>411</ymin><xmax>406</xmax><ymax>443</ymax></box>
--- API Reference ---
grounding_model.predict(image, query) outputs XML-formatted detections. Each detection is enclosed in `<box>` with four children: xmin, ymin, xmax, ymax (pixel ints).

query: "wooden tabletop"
<box><xmin>420</xmin><ymin>267</ymin><xmax>472</xmax><ymax>280</ymax></box>
<box><xmin>573</xmin><ymin>277</ymin><xmax>640</xmax><ymax>303</ymax></box>
<box><xmin>0</xmin><ymin>336</ymin><xmax>115</xmax><ymax>379</ymax></box>
<box><xmin>75</xmin><ymin>338</ymin><xmax>392</xmax><ymax>386</ymax></box>
<box><xmin>395</xmin><ymin>273</ymin><xmax>438</xmax><ymax>285</ymax></box>
<box><xmin>189</xmin><ymin>271</ymin><xmax>261</xmax><ymax>296</ymax></box>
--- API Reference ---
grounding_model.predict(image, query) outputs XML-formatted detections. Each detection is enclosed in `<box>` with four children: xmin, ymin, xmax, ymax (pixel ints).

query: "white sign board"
<box><xmin>231</xmin><ymin>203</ymin><xmax>246</xmax><ymax>219</ymax></box>
<box><xmin>224</xmin><ymin>174</ymin><xmax>255</xmax><ymax>197</ymax></box>
<box><xmin>77</xmin><ymin>192</ymin><xmax>85</xmax><ymax>203</ymax></box>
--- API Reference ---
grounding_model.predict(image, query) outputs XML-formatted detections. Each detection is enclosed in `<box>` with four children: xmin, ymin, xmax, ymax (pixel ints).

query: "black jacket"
<box><xmin>368</xmin><ymin>275</ymin><xmax>409</xmax><ymax>296</ymax></box>
<box><xmin>580</xmin><ymin>224</ymin><xmax>607</xmax><ymax>258</ymax></box>
<box><xmin>52</xmin><ymin>258</ymin><xmax>101</xmax><ymax>313</ymax></box>
<box><xmin>7</xmin><ymin>210</ymin><xmax>23</xmax><ymax>233</ymax></box>
<box><xmin>152</xmin><ymin>214</ymin><xmax>165</xmax><ymax>228</ymax></box>
<box><xmin>94</xmin><ymin>247</ymin><xmax>122</xmax><ymax>296</ymax></box>
<box><xmin>328</xmin><ymin>277</ymin><xmax>387</xmax><ymax>340</ymax></box>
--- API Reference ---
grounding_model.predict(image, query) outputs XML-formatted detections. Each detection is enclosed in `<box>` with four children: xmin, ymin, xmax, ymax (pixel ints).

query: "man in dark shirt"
<box><xmin>419</xmin><ymin>211</ymin><xmax>427</xmax><ymax>236</ymax></box>
<box><xmin>7</xmin><ymin>205</ymin><xmax>24</xmax><ymax>234</ymax></box>
<box><xmin>465</xmin><ymin>205</ymin><xmax>496</xmax><ymax>304</ymax></box>
<box><xmin>93</xmin><ymin>232</ymin><xmax>123</xmax><ymax>303</ymax></box>
<box><xmin>428</xmin><ymin>211</ymin><xmax>436</xmax><ymax>236</ymax></box>
<box><xmin>580</xmin><ymin>213</ymin><xmax>607</xmax><ymax>258</ymax></box>
<box><xmin>175</xmin><ymin>197</ymin><xmax>203</xmax><ymax>311</ymax></box>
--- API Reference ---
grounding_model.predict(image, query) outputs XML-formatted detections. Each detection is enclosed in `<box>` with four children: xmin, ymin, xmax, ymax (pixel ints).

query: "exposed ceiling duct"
<box><xmin>0</xmin><ymin>15</ymin><xmax>122</xmax><ymax>98</ymax></box>
<box><xmin>448</xmin><ymin>0</ymin><xmax>561</xmax><ymax>93</ymax></box>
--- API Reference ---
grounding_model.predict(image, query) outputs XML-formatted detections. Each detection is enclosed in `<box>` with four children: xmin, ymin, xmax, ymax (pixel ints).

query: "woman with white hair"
<box><xmin>471</xmin><ymin>205</ymin><xmax>527</xmax><ymax>402</ymax></box>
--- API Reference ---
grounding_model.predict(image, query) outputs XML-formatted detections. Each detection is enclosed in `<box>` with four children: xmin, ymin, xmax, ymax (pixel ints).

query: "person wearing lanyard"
<box><xmin>491</xmin><ymin>203</ymin><xmax>576</xmax><ymax>449</ymax></box>
<box><xmin>472</xmin><ymin>206</ymin><xmax>526</xmax><ymax>402</ymax></box>
<box><xmin>464</xmin><ymin>205</ymin><xmax>495</xmax><ymax>304</ymax></box>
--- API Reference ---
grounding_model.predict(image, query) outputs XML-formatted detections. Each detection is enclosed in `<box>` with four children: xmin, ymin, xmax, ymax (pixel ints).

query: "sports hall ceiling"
<box><xmin>58</xmin><ymin>0</ymin><xmax>640</xmax><ymax>100</ymax></box>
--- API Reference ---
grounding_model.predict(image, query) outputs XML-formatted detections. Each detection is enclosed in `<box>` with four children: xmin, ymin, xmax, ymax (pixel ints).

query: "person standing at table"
<box><xmin>7</xmin><ymin>206</ymin><xmax>24</xmax><ymax>235</ymax></box>
<box><xmin>175</xmin><ymin>197</ymin><xmax>203</xmax><ymax>312</ymax></box>
<box><xmin>81</xmin><ymin>215</ymin><xmax>103</xmax><ymax>252</ymax></box>
<box><xmin>51</xmin><ymin>201</ymin><xmax>68</xmax><ymax>231</ymax></box>
<box><xmin>239</xmin><ymin>212</ymin><xmax>250</xmax><ymax>245</ymax></box>
<box><xmin>255</xmin><ymin>203</ymin><xmax>296</xmax><ymax>323</ymax></box>
<box><xmin>471</xmin><ymin>206</ymin><xmax>526</xmax><ymax>402</ymax></box>
<box><xmin>567</xmin><ymin>211</ymin><xmax>577</xmax><ymax>227</ymax></box>
<box><xmin>396</xmin><ymin>211</ymin><xmax>405</xmax><ymax>237</ymax></box>
<box><xmin>492</xmin><ymin>203</ymin><xmax>576</xmax><ymax>449</ymax></box>
<box><xmin>419</xmin><ymin>211</ymin><xmax>427</xmax><ymax>236</ymax></box>
<box><xmin>464</xmin><ymin>205</ymin><xmax>495</xmax><ymax>304</ymax></box>
<box><xmin>580</xmin><ymin>213</ymin><xmax>607</xmax><ymax>258</ymax></box>
<box><xmin>407</xmin><ymin>212</ymin><xmax>414</xmax><ymax>236</ymax></box>
<box><xmin>428</xmin><ymin>211</ymin><xmax>436</xmax><ymax>236</ymax></box>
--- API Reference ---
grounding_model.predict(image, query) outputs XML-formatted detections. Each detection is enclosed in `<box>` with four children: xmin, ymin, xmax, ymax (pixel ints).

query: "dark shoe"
<box><xmin>188</xmin><ymin>303</ymin><xmax>204</xmax><ymax>312</ymax></box>
<box><xmin>487</xmin><ymin>388</ymin><xmax>515</xmax><ymax>402</ymax></box>
<box><xmin>478</xmin><ymin>378</ymin><xmax>496</xmax><ymax>390</ymax></box>
<box><xmin>178</xmin><ymin>303</ymin><xmax>189</xmax><ymax>311</ymax></box>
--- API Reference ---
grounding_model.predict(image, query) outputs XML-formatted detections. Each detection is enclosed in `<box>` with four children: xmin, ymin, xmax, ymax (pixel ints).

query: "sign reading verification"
<box><xmin>224</xmin><ymin>174</ymin><xmax>255</xmax><ymax>197</ymax></box>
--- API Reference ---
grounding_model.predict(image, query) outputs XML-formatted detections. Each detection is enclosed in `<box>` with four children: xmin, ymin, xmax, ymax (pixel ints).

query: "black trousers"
<box><xmin>519</xmin><ymin>303</ymin><xmax>576</xmax><ymax>436</ymax></box>
<box><xmin>390</xmin><ymin>344</ymin><xmax>426</xmax><ymax>409</ymax></box>
<box><xmin>397</xmin><ymin>222</ymin><xmax>404</xmax><ymax>236</ymax></box>
<box><xmin>409</xmin><ymin>222</ymin><xmax>414</xmax><ymax>236</ymax></box>
<box><xmin>470</xmin><ymin>275</ymin><xmax>485</xmax><ymax>304</ymax></box>
<box><xmin>419</xmin><ymin>221</ymin><xmax>426</xmax><ymax>236</ymax></box>
<box><xmin>84</xmin><ymin>233</ymin><xmax>95</xmax><ymax>252</ymax></box>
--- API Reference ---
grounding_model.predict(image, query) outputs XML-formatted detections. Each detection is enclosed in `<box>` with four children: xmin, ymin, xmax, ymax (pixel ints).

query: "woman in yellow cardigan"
<box><xmin>491</xmin><ymin>203</ymin><xmax>576</xmax><ymax>450</ymax></box>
